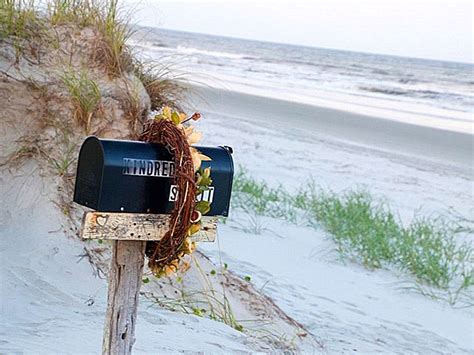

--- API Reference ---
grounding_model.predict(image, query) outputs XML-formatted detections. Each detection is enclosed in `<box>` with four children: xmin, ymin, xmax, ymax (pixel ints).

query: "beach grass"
<box><xmin>48</xmin><ymin>0</ymin><xmax>132</xmax><ymax>75</ymax></box>
<box><xmin>0</xmin><ymin>0</ymin><xmax>43</xmax><ymax>59</ymax></box>
<box><xmin>48</xmin><ymin>0</ymin><xmax>99</xmax><ymax>26</ymax></box>
<box><xmin>61</xmin><ymin>68</ymin><xmax>101</xmax><ymax>133</ymax></box>
<box><xmin>121</xmin><ymin>80</ymin><xmax>146</xmax><ymax>138</ymax></box>
<box><xmin>232</xmin><ymin>169</ymin><xmax>473</xmax><ymax>303</ymax></box>
<box><xmin>93</xmin><ymin>0</ymin><xmax>132</xmax><ymax>76</ymax></box>
<box><xmin>2</xmin><ymin>0</ymin><xmax>186</xmax><ymax>110</ymax></box>
<box><xmin>132</xmin><ymin>59</ymin><xmax>188</xmax><ymax>111</ymax></box>
<box><xmin>1</xmin><ymin>0</ymin><xmax>132</xmax><ymax>74</ymax></box>
<box><xmin>48</xmin><ymin>0</ymin><xmax>133</xmax><ymax>75</ymax></box>
<box><xmin>0</xmin><ymin>0</ymin><xmax>37</xmax><ymax>38</ymax></box>
<box><xmin>145</xmin><ymin>255</ymin><xmax>244</xmax><ymax>333</ymax></box>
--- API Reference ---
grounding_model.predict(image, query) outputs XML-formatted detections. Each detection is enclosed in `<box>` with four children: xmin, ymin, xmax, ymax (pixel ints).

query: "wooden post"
<box><xmin>81</xmin><ymin>212</ymin><xmax>218</xmax><ymax>354</ymax></box>
<box><xmin>102</xmin><ymin>240</ymin><xmax>146</xmax><ymax>355</ymax></box>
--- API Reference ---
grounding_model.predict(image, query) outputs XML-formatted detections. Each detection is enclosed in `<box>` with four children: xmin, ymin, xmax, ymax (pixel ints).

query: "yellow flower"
<box><xmin>163</xmin><ymin>259</ymin><xmax>180</xmax><ymax>276</ymax></box>
<box><xmin>190</xmin><ymin>147</ymin><xmax>212</xmax><ymax>171</ymax></box>
<box><xmin>182</xmin><ymin>237</ymin><xmax>197</xmax><ymax>254</ymax></box>
<box><xmin>180</xmin><ymin>260</ymin><xmax>191</xmax><ymax>272</ymax></box>
<box><xmin>187</xmin><ymin>223</ymin><xmax>201</xmax><ymax>236</ymax></box>
<box><xmin>162</xmin><ymin>106</ymin><xmax>171</xmax><ymax>119</ymax></box>
<box><xmin>179</xmin><ymin>112</ymin><xmax>187</xmax><ymax>122</ymax></box>
<box><xmin>184</xmin><ymin>126</ymin><xmax>203</xmax><ymax>145</ymax></box>
<box><xmin>163</xmin><ymin>265</ymin><xmax>175</xmax><ymax>276</ymax></box>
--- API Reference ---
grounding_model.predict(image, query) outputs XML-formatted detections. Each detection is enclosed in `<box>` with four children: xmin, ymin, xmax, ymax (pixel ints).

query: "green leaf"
<box><xmin>171</xmin><ymin>111</ymin><xmax>181</xmax><ymax>125</ymax></box>
<box><xmin>195</xmin><ymin>200</ymin><xmax>211</xmax><ymax>214</ymax></box>
<box><xmin>210</xmin><ymin>269</ymin><xmax>216</xmax><ymax>275</ymax></box>
<box><xmin>196</xmin><ymin>169</ymin><xmax>212</xmax><ymax>187</ymax></box>
<box><xmin>142</xmin><ymin>277</ymin><xmax>150</xmax><ymax>284</ymax></box>
<box><xmin>197</xmin><ymin>185</ymin><xmax>211</xmax><ymax>195</ymax></box>
<box><xmin>192</xmin><ymin>307</ymin><xmax>203</xmax><ymax>317</ymax></box>
<box><xmin>244</xmin><ymin>276</ymin><xmax>251</xmax><ymax>282</ymax></box>
<box><xmin>199</xmin><ymin>176</ymin><xmax>212</xmax><ymax>187</ymax></box>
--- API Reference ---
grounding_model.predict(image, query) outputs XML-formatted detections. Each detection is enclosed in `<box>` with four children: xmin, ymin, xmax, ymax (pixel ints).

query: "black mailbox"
<box><xmin>73</xmin><ymin>136</ymin><xmax>234</xmax><ymax>216</ymax></box>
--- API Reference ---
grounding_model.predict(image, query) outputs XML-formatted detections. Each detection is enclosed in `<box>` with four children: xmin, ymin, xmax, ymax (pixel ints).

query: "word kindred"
<box><xmin>122</xmin><ymin>158</ymin><xmax>214</xmax><ymax>203</ymax></box>
<box><xmin>122</xmin><ymin>158</ymin><xmax>175</xmax><ymax>178</ymax></box>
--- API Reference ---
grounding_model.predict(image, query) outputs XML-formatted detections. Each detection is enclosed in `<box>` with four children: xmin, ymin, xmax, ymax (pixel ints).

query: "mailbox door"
<box><xmin>99</xmin><ymin>139</ymin><xmax>175</xmax><ymax>214</ymax></box>
<box><xmin>198</xmin><ymin>146</ymin><xmax>234</xmax><ymax>217</ymax></box>
<box><xmin>73</xmin><ymin>136</ymin><xmax>104</xmax><ymax>210</ymax></box>
<box><xmin>74</xmin><ymin>137</ymin><xmax>234</xmax><ymax>217</ymax></box>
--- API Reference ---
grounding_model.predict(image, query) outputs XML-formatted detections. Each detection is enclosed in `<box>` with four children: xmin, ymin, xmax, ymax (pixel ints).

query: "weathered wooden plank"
<box><xmin>81</xmin><ymin>212</ymin><xmax>217</xmax><ymax>242</ymax></box>
<box><xmin>103</xmin><ymin>241</ymin><xmax>145</xmax><ymax>355</ymax></box>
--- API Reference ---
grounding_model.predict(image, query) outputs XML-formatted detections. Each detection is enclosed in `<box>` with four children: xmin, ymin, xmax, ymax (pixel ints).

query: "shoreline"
<box><xmin>187</xmin><ymin>85</ymin><xmax>473</xmax><ymax>173</ymax></box>
<box><xmin>183</xmin><ymin>75</ymin><xmax>472</xmax><ymax>133</ymax></box>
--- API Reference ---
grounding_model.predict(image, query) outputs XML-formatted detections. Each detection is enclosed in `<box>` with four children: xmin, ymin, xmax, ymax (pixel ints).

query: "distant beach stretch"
<box><xmin>189</xmin><ymin>85</ymin><xmax>473</xmax><ymax>173</ymax></box>
<box><xmin>132</xmin><ymin>27</ymin><xmax>473</xmax><ymax>134</ymax></box>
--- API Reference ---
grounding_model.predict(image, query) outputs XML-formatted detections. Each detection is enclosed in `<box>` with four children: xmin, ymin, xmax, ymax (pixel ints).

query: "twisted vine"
<box><xmin>139</xmin><ymin>118</ymin><xmax>196</xmax><ymax>274</ymax></box>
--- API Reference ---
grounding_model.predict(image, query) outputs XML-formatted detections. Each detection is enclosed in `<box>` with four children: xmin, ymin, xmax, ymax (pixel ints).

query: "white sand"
<box><xmin>0</xmin><ymin>161</ymin><xmax>256</xmax><ymax>354</ymax></box>
<box><xmin>190</xmin><ymin>86</ymin><xmax>472</xmax><ymax>173</ymax></box>
<box><xmin>1</xmin><ymin>161</ymin><xmax>318</xmax><ymax>353</ymax></box>
<box><xmin>188</xmin><ymin>86</ymin><xmax>473</xmax><ymax>353</ymax></box>
<box><xmin>1</xmin><ymin>82</ymin><xmax>472</xmax><ymax>353</ymax></box>
<box><xmin>189</xmin><ymin>86</ymin><xmax>472</xmax><ymax>219</ymax></box>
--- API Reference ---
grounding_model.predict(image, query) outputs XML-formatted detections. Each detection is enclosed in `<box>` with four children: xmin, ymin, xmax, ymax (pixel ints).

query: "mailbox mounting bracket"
<box><xmin>81</xmin><ymin>212</ymin><xmax>217</xmax><ymax>242</ymax></box>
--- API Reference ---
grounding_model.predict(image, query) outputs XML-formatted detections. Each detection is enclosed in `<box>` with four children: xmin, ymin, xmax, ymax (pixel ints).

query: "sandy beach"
<box><xmin>1</xmin><ymin>82</ymin><xmax>472</xmax><ymax>353</ymax></box>
<box><xmin>188</xmin><ymin>85</ymin><xmax>473</xmax><ymax>353</ymax></box>
<box><xmin>189</xmin><ymin>85</ymin><xmax>473</xmax><ymax>173</ymax></box>
<box><xmin>189</xmin><ymin>85</ymin><xmax>472</xmax><ymax>214</ymax></box>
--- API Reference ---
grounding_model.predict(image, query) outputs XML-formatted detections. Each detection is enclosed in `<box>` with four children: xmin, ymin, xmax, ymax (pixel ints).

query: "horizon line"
<box><xmin>135</xmin><ymin>25</ymin><xmax>474</xmax><ymax>66</ymax></box>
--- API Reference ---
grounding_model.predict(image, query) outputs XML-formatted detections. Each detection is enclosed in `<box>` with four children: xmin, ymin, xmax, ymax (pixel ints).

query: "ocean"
<box><xmin>131</xmin><ymin>27</ymin><xmax>473</xmax><ymax>130</ymax></box>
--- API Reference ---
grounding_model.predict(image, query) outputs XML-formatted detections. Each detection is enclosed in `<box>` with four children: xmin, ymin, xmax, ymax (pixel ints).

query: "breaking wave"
<box><xmin>175</xmin><ymin>46</ymin><xmax>255</xmax><ymax>60</ymax></box>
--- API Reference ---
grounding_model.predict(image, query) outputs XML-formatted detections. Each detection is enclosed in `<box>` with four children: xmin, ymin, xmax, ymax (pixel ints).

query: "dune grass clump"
<box><xmin>303</xmin><ymin>190</ymin><xmax>398</xmax><ymax>268</ymax></box>
<box><xmin>231</xmin><ymin>169</ymin><xmax>473</xmax><ymax>303</ymax></box>
<box><xmin>121</xmin><ymin>82</ymin><xmax>145</xmax><ymax>138</ymax></box>
<box><xmin>302</xmin><ymin>189</ymin><xmax>473</xmax><ymax>291</ymax></box>
<box><xmin>48</xmin><ymin>0</ymin><xmax>99</xmax><ymax>26</ymax></box>
<box><xmin>144</xmin><ymin>256</ymin><xmax>244</xmax><ymax>332</ymax></box>
<box><xmin>232</xmin><ymin>170</ymin><xmax>296</xmax><ymax>221</ymax></box>
<box><xmin>61</xmin><ymin>69</ymin><xmax>101</xmax><ymax>133</ymax></box>
<box><xmin>92</xmin><ymin>0</ymin><xmax>132</xmax><ymax>76</ymax></box>
<box><xmin>0</xmin><ymin>0</ymin><xmax>44</xmax><ymax>60</ymax></box>
<box><xmin>1</xmin><ymin>0</ymin><xmax>132</xmax><ymax>75</ymax></box>
<box><xmin>0</xmin><ymin>0</ymin><xmax>37</xmax><ymax>38</ymax></box>
<box><xmin>397</xmin><ymin>219</ymin><xmax>473</xmax><ymax>291</ymax></box>
<box><xmin>132</xmin><ymin>59</ymin><xmax>187</xmax><ymax>111</ymax></box>
<box><xmin>48</xmin><ymin>0</ymin><xmax>132</xmax><ymax>76</ymax></box>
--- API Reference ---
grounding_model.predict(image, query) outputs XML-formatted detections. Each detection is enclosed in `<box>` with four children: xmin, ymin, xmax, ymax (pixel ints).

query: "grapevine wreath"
<box><xmin>139</xmin><ymin>106</ymin><xmax>212</xmax><ymax>277</ymax></box>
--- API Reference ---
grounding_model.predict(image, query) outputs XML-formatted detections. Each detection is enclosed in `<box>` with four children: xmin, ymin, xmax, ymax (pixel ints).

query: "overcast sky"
<box><xmin>127</xmin><ymin>0</ymin><xmax>473</xmax><ymax>63</ymax></box>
